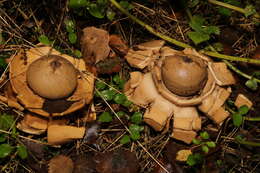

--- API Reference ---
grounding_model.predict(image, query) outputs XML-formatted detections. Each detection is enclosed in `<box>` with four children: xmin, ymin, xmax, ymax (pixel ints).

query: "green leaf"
<box><xmin>245</xmin><ymin>78</ymin><xmax>258</xmax><ymax>90</ymax></box>
<box><xmin>99</xmin><ymin>89</ymin><xmax>116</xmax><ymax>101</ymax></box>
<box><xmin>187</xmin><ymin>31</ymin><xmax>210</xmax><ymax>45</ymax></box>
<box><xmin>232</xmin><ymin>112</ymin><xmax>243</xmax><ymax>127</ymax></box>
<box><xmin>202</xmin><ymin>26</ymin><xmax>220</xmax><ymax>35</ymax></box>
<box><xmin>192</xmin><ymin>138</ymin><xmax>201</xmax><ymax>145</ymax></box>
<box><xmin>235</xmin><ymin>135</ymin><xmax>244</xmax><ymax>142</ymax></box>
<box><xmin>0</xmin><ymin>114</ymin><xmax>15</xmax><ymax>131</ymax></box>
<box><xmin>17</xmin><ymin>145</ymin><xmax>28</xmax><ymax>159</ymax></box>
<box><xmin>252</xmin><ymin>71</ymin><xmax>260</xmax><ymax>78</ymax></box>
<box><xmin>64</xmin><ymin>19</ymin><xmax>75</xmax><ymax>33</ymax></box>
<box><xmin>88</xmin><ymin>3</ymin><xmax>105</xmax><ymax>19</ymax></box>
<box><xmin>38</xmin><ymin>35</ymin><xmax>51</xmax><ymax>45</ymax></box>
<box><xmin>0</xmin><ymin>144</ymin><xmax>13</xmax><ymax>158</ymax></box>
<box><xmin>74</xmin><ymin>49</ymin><xmax>82</xmax><ymax>58</ymax></box>
<box><xmin>122</xmin><ymin>99</ymin><xmax>132</xmax><ymax>107</ymax></box>
<box><xmin>98</xmin><ymin>112</ymin><xmax>113</xmax><ymax>123</ymax></box>
<box><xmin>113</xmin><ymin>75</ymin><xmax>125</xmax><ymax>89</ymax></box>
<box><xmin>216</xmin><ymin>160</ymin><xmax>223</xmax><ymax>166</ymax></box>
<box><xmin>113</xmin><ymin>74</ymin><xmax>121</xmax><ymax>84</ymax></box>
<box><xmin>206</xmin><ymin>141</ymin><xmax>216</xmax><ymax>148</ymax></box>
<box><xmin>129</xmin><ymin>124</ymin><xmax>143</xmax><ymax>141</ymax></box>
<box><xmin>186</xmin><ymin>153</ymin><xmax>203</xmax><ymax>166</ymax></box>
<box><xmin>113</xmin><ymin>93</ymin><xmax>127</xmax><ymax>104</ymax></box>
<box><xmin>200</xmin><ymin>131</ymin><xmax>210</xmax><ymax>140</ymax></box>
<box><xmin>97</xmin><ymin>0</ymin><xmax>108</xmax><ymax>5</ymax></box>
<box><xmin>119</xmin><ymin>1</ymin><xmax>134</xmax><ymax>10</ymax></box>
<box><xmin>69</xmin><ymin>0</ymin><xmax>88</xmax><ymax>8</ymax></box>
<box><xmin>0</xmin><ymin>133</ymin><xmax>6</xmax><ymax>142</ymax></box>
<box><xmin>187</xmin><ymin>154</ymin><xmax>197</xmax><ymax>166</ymax></box>
<box><xmin>116</xmin><ymin>111</ymin><xmax>125</xmax><ymax>118</ymax></box>
<box><xmin>202</xmin><ymin>145</ymin><xmax>209</xmax><ymax>153</ymax></box>
<box><xmin>218</xmin><ymin>7</ymin><xmax>232</xmax><ymax>16</ymax></box>
<box><xmin>189</xmin><ymin>15</ymin><xmax>205</xmax><ymax>32</ymax></box>
<box><xmin>11</xmin><ymin>127</ymin><xmax>18</xmax><ymax>138</ymax></box>
<box><xmin>120</xmin><ymin>135</ymin><xmax>131</xmax><ymax>144</ymax></box>
<box><xmin>205</xmin><ymin>42</ymin><xmax>223</xmax><ymax>52</ymax></box>
<box><xmin>68</xmin><ymin>32</ymin><xmax>77</xmax><ymax>44</ymax></box>
<box><xmin>130</xmin><ymin>132</ymin><xmax>140</xmax><ymax>141</ymax></box>
<box><xmin>106</xmin><ymin>9</ymin><xmax>115</xmax><ymax>21</ymax></box>
<box><xmin>0</xmin><ymin>58</ymin><xmax>7</xmax><ymax>68</ymax></box>
<box><xmin>130</xmin><ymin>112</ymin><xmax>142</xmax><ymax>124</ymax></box>
<box><xmin>96</xmin><ymin>81</ymin><xmax>107</xmax><ymax>90</ymax></box>
<box><xmin>244</xmin><ymin>5</ymin><xmax>256</xmax><ymax>17</ymax></box>
<box><xmin>238</xmin><ymin>105</ymin><xmax>249</xmax><ymax>115</ymax></box>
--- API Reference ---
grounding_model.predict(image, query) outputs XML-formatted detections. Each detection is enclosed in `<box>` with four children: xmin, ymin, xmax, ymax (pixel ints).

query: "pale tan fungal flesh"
<box><xmin>124</xmin><ymin>40</ymin><xmax>238</xmax><ymax>143</ymax></box>
<box><xmin>235</xmin><ymin>94</ymin><xmax>253</xmax><ymax>109</ymax></box>
<box><xmin>47</xmin><ymin>123</ymin><xmax>86</xmax><ymax>145</ymax></box>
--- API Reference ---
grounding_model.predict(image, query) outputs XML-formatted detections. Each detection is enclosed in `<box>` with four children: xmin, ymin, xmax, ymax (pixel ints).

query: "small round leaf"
<box><xmin>120</xmin><ymin>135</ymin><xmax>131</xmax><ymax>145</ymax></box>
<box><xmin>17</xmin><ymin>145</ymin><xmax>28</xmax><ymax>159</ymax></box>
<box><xmin>232</xmin><ymin>112</ymin><xmax>243</xmax><ymax>127</ymax></box>
<box><xmin>98</xmin><ymin>112</ymin><xmax>113</xmax><ymax>123</ymax></box>
<box><xmin>68</xmin><ymin>32</ymin><xmax>77</xmax><ymax>44</ymax></box>
<box><xmin>130</xmin><ymin>112</ymin><xmax>142</xmax><ymax>124</ymax></box>
<box><xmin>0</xmin><ymin>144</ymin><xmax>13</xmax><ymax>158</ymax></box>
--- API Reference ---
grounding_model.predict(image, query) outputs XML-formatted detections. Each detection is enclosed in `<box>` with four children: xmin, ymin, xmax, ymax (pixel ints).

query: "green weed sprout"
<box><xmin>186</xmin><ymin>131</ymin><xmax>216</xmax><ymax>166</ymax></box>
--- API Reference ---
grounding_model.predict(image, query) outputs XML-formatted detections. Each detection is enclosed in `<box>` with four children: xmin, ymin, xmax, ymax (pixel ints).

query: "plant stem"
<box><xmin>109</xmin><ymin>0</ymin><xmax>191</xmax><ymax>49</ymax></box>
<box><xmin>208</xmin><ymin>0</ymin><xmax>260</xmax><ymax>19</ymax></box>
<box><xmin>109</xmin><ymin>0</ymin><xmax>260</xmax><ymax>64</ymax></box>
<box><xmin>236</xmin><ymin>138</ymin><xmax>260</xmax><ymax>147</ymax></box>
<box><xmin>201</xmin><ymin>50</ymin><xmax>260</xmax><ymax>64</ymax></box>
<box><xmin>109</xmin><ymin>0</ymin><xmax>260</xmax><ymax>84</ymax></box>
<box><xmin>208</xmin><ymin>0</ymin><xmax>246</xmax><ymax>14</ymax></box>
<box><xmin>244</xmin><ymin>117</ymin><xmax>260</xmax><ymax>121</ymax></box>
<box><xmin>223</xmin><ymin>60</ymin><xmax>260</xmax><ymax>82</ymax></box>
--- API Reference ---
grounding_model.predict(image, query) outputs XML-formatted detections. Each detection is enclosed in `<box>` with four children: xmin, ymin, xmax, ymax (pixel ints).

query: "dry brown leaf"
<box><xmin>109</xmin><ymin>34</ymin><xmax>129</xmax><ymax>56</ymax></box>
<box><xmin>94</xmin><ymin>149</ymin><xmax>139</xmax><ymax>173</ymax></box>
<box><xmin>81</xmin><ymin>27</ymin><xmax>110</xmax><ymax>65</ymax></box>
<box><xmin>48</xmin><ymin>155</ymin><xmax>74</xmax><ymax>173</ymax></box>
<box><xmin>96</xmin><ymin>56</ymin><xmax>121</xmax><ymax>74</ymax></box>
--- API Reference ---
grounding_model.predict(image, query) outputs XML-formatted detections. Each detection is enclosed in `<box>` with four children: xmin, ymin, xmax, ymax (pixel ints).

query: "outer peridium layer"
<box><xmin>9</xmin><ymin>45</ymin><xmax>94</xmax><ymax>117</ymax></box>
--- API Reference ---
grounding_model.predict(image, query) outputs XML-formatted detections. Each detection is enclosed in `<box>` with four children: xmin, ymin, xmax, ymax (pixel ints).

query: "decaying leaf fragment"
<box><xmin>48</xmin><ymin>155</ymin><xmax>74</xmax><ymax>173</ymax></box>
<box><xmin>94</xmin><ymin>149</ymin><xmax>140</xmax><ymax>173</ymax></box>
<box><xmin>81</xmin><ymin>27</ymin><xmax>110</xmax><ymax>65</ymax></box>
<box><xmin>109</xmin><ymin>34</ymin><xmax>129</xmax><ymax>56</ymax></box>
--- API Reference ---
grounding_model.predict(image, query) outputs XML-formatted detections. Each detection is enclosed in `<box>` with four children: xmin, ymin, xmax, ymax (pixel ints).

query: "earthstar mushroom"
<box><xmin>124</xmin><ymin>40</ymin><xmax>236</xmax><ymax>143</ymax></box>
<box><xmin>6</xmin><ymin>44</ymin><xmax>95</xmax><ymax>145</ymax></box>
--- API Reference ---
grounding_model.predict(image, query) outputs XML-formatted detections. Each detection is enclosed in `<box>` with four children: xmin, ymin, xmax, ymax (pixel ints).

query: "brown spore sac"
<box><xmin>161</xmin><ymin>55</ymin><xmax>207</xmax><ymax>96</ymax></box>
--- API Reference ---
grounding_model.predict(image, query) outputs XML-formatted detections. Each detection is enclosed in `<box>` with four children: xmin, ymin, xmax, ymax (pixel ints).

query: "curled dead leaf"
<box><xmin>94</xmin><ymin>149</ymin><xmax>139</xmax><ymax>173</ymax></box>
<box><xmin>109</xmin><ymin>34</ymin><xmax>129</xmax><ymax>56</ymax></box>
<box><xmin>81</xmin><ymin>27</ymin><xmax>110</xmax><ymax>65</ymax></box>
